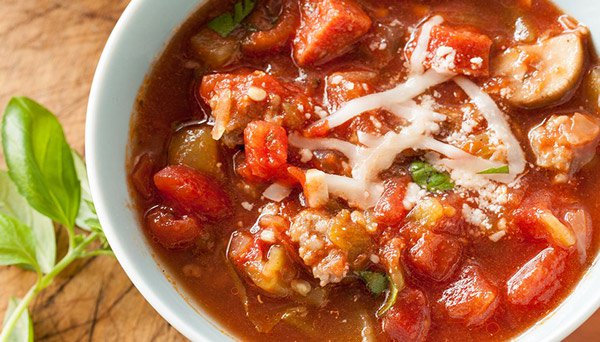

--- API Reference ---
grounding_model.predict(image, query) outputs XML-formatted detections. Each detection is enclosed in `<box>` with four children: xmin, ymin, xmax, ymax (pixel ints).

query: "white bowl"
<box><xmin>86</xmin><ymin>0</ymin><xmax>600</xmax><ymax>341</ymax></box>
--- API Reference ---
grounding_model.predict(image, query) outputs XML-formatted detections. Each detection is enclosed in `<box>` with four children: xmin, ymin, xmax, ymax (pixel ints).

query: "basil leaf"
<box><xmin>0</xmin><ymin>171</ymin><xmax>55</xmax><ymax>273</ymax></box>
<box><xmin>2</xmin><ymin>297</ymin><xmax>33</xmax><ymax>342</ymax></box>
<box><xmin>0</xmin><ymin>213</ymin><xmax>38</xmax><ymax>270</ymax></box>
<box><xmin>72</xmin><ymin>150</ymin><xmax>99</xmax><ymax>231</ymax></box>
<box><xmin>409</xmin><ymin>161</ymin><xmax>454</xmax><ymax>192</ymax></box>
<box><xmin>376</xmin><ymin>276</ymin><xmax>399</xmax><ymax>318</ymax></box>
<box><xmin>477</xmin><ymin>165</ymin><xmax>510</xmax><ymax>175</ymax></box>
<box><xmin>207</xmin><ymin>0</ymin><xmax>256</xmax><ymax>37</ymax></box>
<box><xmin>357</xmin><ymin>271</ymin><xmax>388</xmax><ymax>296</ymax></box>
<box><xmin>2</xmin><ymin>97</ymin><xmax>81</xmax><ymax>229</ymax></box>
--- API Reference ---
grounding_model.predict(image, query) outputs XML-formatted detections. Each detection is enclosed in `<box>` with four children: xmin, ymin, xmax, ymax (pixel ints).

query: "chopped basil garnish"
<box><xmin>358</xmin><ymin>271</ymin><xmax>388</xmax><ymax>296</ymax></box>
<box><xmin>478</xmin><ymin>165</ymin><xmax>510</xmax><ymax>174</ymax></box>
<box><xmin>409</xmin><ymin>161</ymin><xmax>454</xmax><ymax>192</ymax></box>
<box><xmin>207</xmin><ymin>0</ymin><xmax>256</xmax><ymax>37</ymax></box>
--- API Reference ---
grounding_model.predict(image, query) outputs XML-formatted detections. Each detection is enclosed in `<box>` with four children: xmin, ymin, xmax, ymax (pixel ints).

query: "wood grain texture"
<box><xmin>0</xmin><ymin>1</ymin><xmax>184</xmax><ymax>341</ymax></box>
<box><xmin>0</xmin><ymin>0</ymin><xmax>597</xmax><ymax>341</ymax></box>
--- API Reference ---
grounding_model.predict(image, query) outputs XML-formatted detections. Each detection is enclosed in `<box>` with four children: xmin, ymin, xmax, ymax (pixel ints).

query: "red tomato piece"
<box><xmin>405</xmin><ymin>24</ymin><xmax>492</xmax><ymax>77</ymax></box>
<box><xmin>440</xmin><ymin>263</ymin><xmax>499</xmax><ymax>326</ymax></box>
<box><xmin>381</xmin><ymin>288</ymin><xmax>431</xmax><ymax>342</ymax></box>
<box><xmin>200</xmin><ymin>71</ymin><xmax>313</xmax><ymax>144</ymax></box>
<box><xmin>408</xmin><ymin>232</ymin><xmax>462</xmax><ymax>282</ymax></box>
<box><xmin>506</xmin><ymin>247</ymin><xmax>567</xmax><ymax>306</ymax></box>
<box><xmin>293</xmin><ymin>0</ymin><xmax>372</xmax><ymax>66</ymax></box>
<box><xmin>243</xmin><ymin>121</ymin><xmax>289</xmax><ymax>180</ymax></box>
<box><xmin>242</xmin><ymin>0</ymin><xmax>299</xmax><ymax>55</ymax></box>
<box><xmin>154</xmin><ymin>165</ymin><xmax>232</xmax><ymax>219</ymax></box>
<box><xmin>373</xmin><ymin>177</ymin><xmax>410</xmax><ymax>226</ymax></box>
<box><xmin>146</xmin><ymin>207</ymin><xmax>203</xmax><ymax>249</ymax></box>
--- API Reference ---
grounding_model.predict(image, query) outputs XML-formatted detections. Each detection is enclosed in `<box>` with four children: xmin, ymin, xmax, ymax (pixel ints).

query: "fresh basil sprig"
<box><xmin>0</xmin><ymin>97</ymin><xmax>112</xmax><ymax>342</ymax></box>
<box><xmin>1</xmin><ymin>298</ymin><xmax>32</xmax><ymax>342</ymax></box>
<box><xmin>207</xmin><ymin>0</ymin><xmax>256</xmax><ymax>37</ymax></box>
<box><xmin>2</xmin><ymin>97</ymin><xmax>81</xmax><ymax>232</ymax></box>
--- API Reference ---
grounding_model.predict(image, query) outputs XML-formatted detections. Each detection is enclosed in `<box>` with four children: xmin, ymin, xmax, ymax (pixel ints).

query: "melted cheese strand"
<box><xmin>289</xmin><ymin>133</ymin><xmax>365</xmax><ymax>167</ymax></box>
<box><xmin>454</xmin><ymin>77</ymin><xmax>526</xmax><ymax>175</ymax></box>
<box><xmin>317</xmin><ymin>69</ymin><xmax>452</xmax><ymax>129</ymax></box>
<box><xmin>352</xmin><ymin>124</ymin><xmax>427</xmax><ymax>181</ymax></box>
<box><xmin>323</xmin><ymin>173</ymin><xmax>383</xmax><ymax>209</ymax></box>
<box><xmin>410</xmin><ymin>15</ymin><xmax>445</xmax><ymax>75</ymax></box>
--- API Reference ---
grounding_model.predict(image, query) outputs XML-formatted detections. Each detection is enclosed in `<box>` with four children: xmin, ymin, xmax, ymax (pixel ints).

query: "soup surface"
<box><xmin>127</xmin><ymin>0</ymin><xmax>600</xmax><ymax>340</ymax></box>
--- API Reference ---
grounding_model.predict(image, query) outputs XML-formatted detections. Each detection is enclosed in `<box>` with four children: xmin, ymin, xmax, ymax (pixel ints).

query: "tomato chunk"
<box><xmin>154</xmin><ymin>165</ymin><xmax>231</xmax><ymax>219</ymax></box>
<box><xmin>381</xmin><ymin>288</ymin><xmax>431</xmax><ymax>342</ymax></box>
<box><xmin>146</xmin><ymin>207</ymin><xmax>203</xmax><ymax>249</ymax></box>
<box><xmin>440</xmin><ymin>263</ymin><xmax>499</xmax><ymax>326</ymax></box>
<box><xmin>408</xmin><ymin>232</ymin><xmax>462</xmax><ymax>282</ymax></box>
<box><xmin>200</xmin><ymin>71</ymin><xmax>312</xmax><ymax>145</ymax></box>
<box><xmin>506</xmin><ymin>247</ymin><xmax>567</xmax><ymax>306</ymax></box>
<box><xmin>293</xmin><ymin>0</ymin><xmax>372</xmax><ymax>66</ymax></box>
<box><xmin>373</xmin><ymin>177</ymin><xmax>410</xmax><ymax>226</ymax></box>
<box><xmin>243</xmin><ymin>121</ymin><xmax>289</xmax><ymax>181</ymax></box>
<box><xmin>406</xmin><ymin>24</ymin><xmax>492</xmax><ymax>76</ymax></box>
<box><xmin>242</xmin><ymin>0</ymin><xmax>299</xmax><ymax>55</ymax></box>
<box><xmin>324</xmin><ymin>71</ymin><xmax>376</xmax><ymax>112</ymax></box>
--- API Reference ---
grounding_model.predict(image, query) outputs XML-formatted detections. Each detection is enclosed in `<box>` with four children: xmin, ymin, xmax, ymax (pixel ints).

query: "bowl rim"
<box><xmin>86</xmin><ymin>0</ymin><xmax>600</xmax><ymax>341</ymax></box>
<box><xmin>86</xmin><ymin>1</ymin><xmax>216</xmax><ymax>341</ymax></box>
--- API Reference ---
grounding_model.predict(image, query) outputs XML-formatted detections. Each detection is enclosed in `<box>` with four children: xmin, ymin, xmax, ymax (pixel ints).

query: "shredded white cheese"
<box><xmin>410</xmin><ymin>15</ymin><xmax>444</xmax><ymax>75</ymax></box>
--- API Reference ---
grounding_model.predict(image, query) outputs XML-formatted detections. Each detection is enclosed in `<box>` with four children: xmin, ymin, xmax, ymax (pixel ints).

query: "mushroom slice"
<box><xmin>492</xmin><ymin>33</ymin><xmax>585</xmax><ymax>108</ymax></box>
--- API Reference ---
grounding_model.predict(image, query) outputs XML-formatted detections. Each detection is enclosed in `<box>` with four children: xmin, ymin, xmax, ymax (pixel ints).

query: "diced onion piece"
<box><xmin>263</xmin><ymin>183</ymin><xmax>293</xmax><ymax>202</ymax></box>
<box><xmin>211</xmin><ymin>89</ymin><xmax>232</xmax><ymax>140</ymax></box>
<box><xmin>304</xmin><ymin>169</ymin><xmax>329</xmax><ymax>208</ymax></box>
<box><xmin>538</xmin><ymin>211</ymin><xmax>576</xmax><ymax>248</ymax></box>
<box><xmin>564</xmin><ymin>208</ymin><xmax>592</xmax><ymax>263</ymax></box>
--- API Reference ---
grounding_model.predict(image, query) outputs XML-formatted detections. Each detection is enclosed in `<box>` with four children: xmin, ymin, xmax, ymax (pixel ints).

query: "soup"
<box><xmin>127</xmin><ymin>0</ymin><xmax>600</xmax><ymax>340</ymax></box>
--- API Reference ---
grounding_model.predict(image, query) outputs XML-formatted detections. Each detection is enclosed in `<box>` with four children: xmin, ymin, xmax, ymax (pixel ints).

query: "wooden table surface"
<box><xmin>0</xmin><ymin>1</ymin><xmax>598</xmax><ymax>341</ymax></box>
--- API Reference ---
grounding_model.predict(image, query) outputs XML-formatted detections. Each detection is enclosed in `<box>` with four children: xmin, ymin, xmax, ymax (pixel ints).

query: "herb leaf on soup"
<box><xmin>207</xmin><ymin>0</ymin><xmax>256</xmax><ymax>37</ymax></box>
<box><xmin>409</xmin><ymin>161</ymin><xmax>454</xmax><ymax>192</ymax></box>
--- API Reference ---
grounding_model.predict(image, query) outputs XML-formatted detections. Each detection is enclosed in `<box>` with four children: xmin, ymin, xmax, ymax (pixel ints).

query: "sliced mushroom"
<box><xmin>583</xmin><ymin>66</ymin><xmax>600</xmax><ymax>112</ymax></box>
<box><xmin>492</xmin><ymin>33</ymin><xmax>585</xmax><ymax>108</ymax></box>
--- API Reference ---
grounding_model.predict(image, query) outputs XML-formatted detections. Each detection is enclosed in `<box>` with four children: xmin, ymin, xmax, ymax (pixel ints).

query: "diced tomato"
<box><xmin>324</xmin><ymin>71</ymin><xmax>376</xmax><ymax>112</ymax></box>
<box><xmin>381</xmin><ymin>288</ymin><xmax>431</xmax><ymax>342</ymax></box>
<box><xmin>242</xmin><ymin>0</ymin><xmax>300</xmax><ymax>55</ymax></box>
<box><xmin>200</xmin><ymin>71</ymin><xmax>313</xmax><ymax>144</ymax></box>
<box><xmin>511</xmin><ymin>189</ymin><xmax>551</xmax><ymax>229</ymax></box>
<box><xmin>154</xmin><ymin>165</ymin><xmax>232</xmax><ymax>219</ymax></box>
<box><xmin>440</xmin><ymin>263</ymin><xmax>499</xmax><ymax>326</ymax></box>
<box><xmin>243</xmin><ymin>121</ymin><xmax>289</xmax><ymax>180</ymax></box>
<box><xmin>229</xmin><ymin>231</ymin><xmax>270</xmax><ymax>266</ymax></box>
<box><xmin>130</xmin><ymin>153</ymin><xmax>156</xmax><ymax>200</ymax></box>
<box><xmin>374</xmin><ymin>177</ymin><xmax>410</xmax><ymax>226</ymax></box>
<box><xmin>408</xmin><ymin>232</ymin><xmax>462</xmax><ymax>282</ymax></box>
<box><xmin>310</xmin><ymin>150</ymin><xmax>351</xmax><ymax>176</ymax></box>
<box><xmin>293</xmin><ymin>0</ymin><xmax>372</xmax><ymax>66</ymax></box>
<box><xmin>506</xmin><ymin>247</ymin><xmax>567</xmax><ymax>306</ymax></box>
<box><xmin>405</xmin><ymin>24</ymin><xmax>492</xmax><ymax>77</ymax></box>
<box><xmin>511</xmin><ymin>189</ymin><xmax>579</xmax><ymax>248</ymax></box>
<box><xmin>146</xmin><ymin>207</ymin><xmax>203</xmax><ymax>249</ymax></box>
